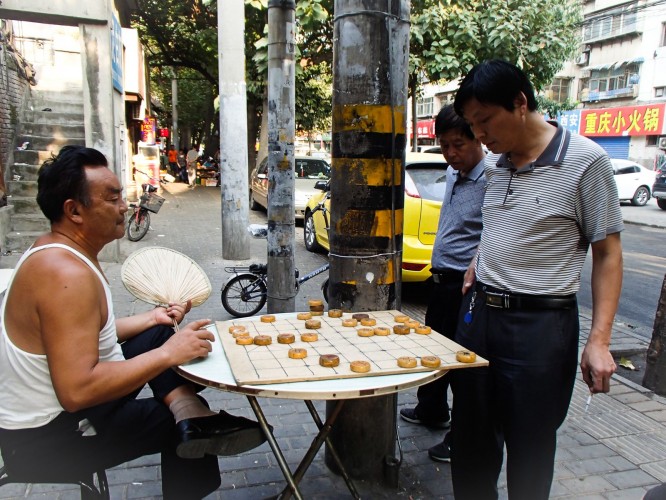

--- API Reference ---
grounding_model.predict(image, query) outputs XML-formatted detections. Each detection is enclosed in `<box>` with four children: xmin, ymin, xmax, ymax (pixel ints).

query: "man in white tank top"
<box><xmin>0</xmin><ymin>146</ymin><xmax>266</xmax><ymax>498</ymax></box>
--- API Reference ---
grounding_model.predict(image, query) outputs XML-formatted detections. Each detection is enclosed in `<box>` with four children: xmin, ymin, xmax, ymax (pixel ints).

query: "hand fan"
<box><xmin>121</xmin><ymin>247</ymin><xmax>212</xmax><ymax>328</ymax></box>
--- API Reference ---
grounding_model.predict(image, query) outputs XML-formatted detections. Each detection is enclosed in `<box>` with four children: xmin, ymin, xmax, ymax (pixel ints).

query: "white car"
<box><xmin>611</xmin><ymin>159</ymin><xmax>657</xmax><ymax>206</ymax></box>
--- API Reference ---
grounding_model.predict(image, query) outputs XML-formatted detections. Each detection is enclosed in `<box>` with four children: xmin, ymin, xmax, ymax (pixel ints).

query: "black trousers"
<box><xmin>414</xmin><ymin>272</ymin><xmax>465</xmax><ymax>421</ymax></box>
<box><xmin>450</xmin><ymin>290</ymin><xmax>579</xmax><ymax>500</ymax></box>
<box><xmin>0</xmin><ymin>325</ymin><xmax>221</xmax><ymax>499</ymax></box>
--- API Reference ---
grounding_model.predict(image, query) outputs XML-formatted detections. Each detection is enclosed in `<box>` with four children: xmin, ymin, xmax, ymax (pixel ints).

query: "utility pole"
<box><xmin>325</xmin><ymin>0</ymin><xmax>410</xmax><ymax>486</ymax></box>
<box><xmin>171</xmin><ymin>78</ymin><xmax>179</xmax><ymax>151</ymax></box>
<box><xmin>218</xmin><ymin>0</ymin><xmax>250</xmax><ymax>259</ymax></box>
<box><xmin>266</xmin><ymin>0</ymin><xmax>296</xmax><ymax>313</ymax></box>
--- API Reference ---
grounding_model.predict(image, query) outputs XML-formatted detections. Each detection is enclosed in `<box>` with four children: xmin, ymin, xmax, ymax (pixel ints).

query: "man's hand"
<box><xmin>153</xmin><ymin>301</ymin><xmax>192</xmax><ymax>326</ymax></box>
<box><xmin>462</xmin><ymin>258</ymin><xmax>477</xmax><ymax>295</ymax></box>
<box><xmin>580</xmin><ymin>338</ymin><xmax>616</xmax><ymax>393</ymax></box>
<box><xmin>161</xmin><ymin>318</ymin><xmax>215</xmax><ymax>365</ymax></box>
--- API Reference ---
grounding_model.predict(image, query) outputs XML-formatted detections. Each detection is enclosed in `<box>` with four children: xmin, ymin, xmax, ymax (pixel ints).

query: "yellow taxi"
<box><xmin>303</xmin><ymin>152</ymin><xmax>448</xmax><ymax>282</ymax></box>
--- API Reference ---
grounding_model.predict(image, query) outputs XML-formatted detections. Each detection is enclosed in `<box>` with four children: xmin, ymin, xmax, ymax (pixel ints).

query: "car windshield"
<box><xmin>407</xmin><ymin>166</ymin><xmax>447</xmax><ymax>202</ymax></box>
<box><xmin>296</xmin><ymin>159</ymin><xmax>330</xmax><ymax>179</ymax></box>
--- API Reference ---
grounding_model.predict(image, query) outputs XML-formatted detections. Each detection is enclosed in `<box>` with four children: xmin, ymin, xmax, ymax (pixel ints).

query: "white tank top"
<box><xmin>0</xmin><ymin>244</ymin><xmax>124</xmax><ymax>429</ymax></box>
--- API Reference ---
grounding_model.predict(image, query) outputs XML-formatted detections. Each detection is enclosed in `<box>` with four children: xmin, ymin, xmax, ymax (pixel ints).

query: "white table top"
<box><xmin>176</xmin><ymin>322</ymin><xmax>449</xmax><ymax>401</ymax></box>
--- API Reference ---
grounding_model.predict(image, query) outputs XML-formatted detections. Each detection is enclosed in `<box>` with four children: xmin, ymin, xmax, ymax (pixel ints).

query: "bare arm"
<box><xmin>39</xmin><ymin>263</ymin><xmax>211</xmax><ymax>411</ymax></box>
<box><xmin>580</xmin><ymin>232</ymin><xmax>622</xmax><ymax>393</ymax></box>
<box><xmin>115</xmin><ymin>301</ymin><xmax>192</xmax><ymax>342</ymax></box>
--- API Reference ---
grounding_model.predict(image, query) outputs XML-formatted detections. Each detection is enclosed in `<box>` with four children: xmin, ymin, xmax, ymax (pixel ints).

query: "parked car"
<box><xmin>303</xmin><ymin>152</ymin><xmax>448</xmax><ymax>282</ymax></box>
<box><xmin>611</xmin><ymin>159</ymin><xmax>657</xmax><ymax>206</ymax></box>
<box><xmin>250</xmin><ymin>156</ymin><xmax>331</xmax><ymax>220</ymax></box>
<box><xmin>653</xmin><ymin>165</ymin><xmax>666</xmax><ymax>210</ymax></box>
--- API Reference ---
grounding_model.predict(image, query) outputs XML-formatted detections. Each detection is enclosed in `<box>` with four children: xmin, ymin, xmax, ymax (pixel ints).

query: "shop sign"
<box><xmin>411</xmin><ymin>119</ymin><xmax>435</xmax><ymax>139</ymax></box>
<box><xmin>581</xmin><ymin>104</ymin><xmax>665</xmax><ymax>137</ymax></box>
<box><xmin>141</xmin><ymin>117</ymin><xmax>156</xmax><ymax>144</ymax></box>
<box><xmin>111</xmin><ymin>14</ymin><xmax>123</xmax><ymax>93</ymax></box>
<box><xmin>555</xmin><ymin>110</ymin><xmax>582</xmax><ymax>133</ymax></box>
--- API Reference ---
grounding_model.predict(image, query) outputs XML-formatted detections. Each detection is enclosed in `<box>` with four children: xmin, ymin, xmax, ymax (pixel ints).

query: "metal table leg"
<box><xmin>278</xmin><ymin>400</ymin><xmax>360</xmax><ymax>500</ymax></box>
<box><xmin>246</xmin><ymin>396</ymin><xmax>303</xmax><ymax>500</ymax></box>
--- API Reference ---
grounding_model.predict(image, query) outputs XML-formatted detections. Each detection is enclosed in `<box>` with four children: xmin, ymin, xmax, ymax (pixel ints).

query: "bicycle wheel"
<box><xmin>126</xmin><ymin>209</ymin><xmax>151</xmax><ymax>241</ymax></box>
<box><xmin>221</xmin><ymin>273</ymin><xmax>267</xmax><ymax>317</ymax></box>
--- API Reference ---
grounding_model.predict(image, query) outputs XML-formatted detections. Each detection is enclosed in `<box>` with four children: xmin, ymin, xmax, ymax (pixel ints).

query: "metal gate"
<box><xmin>590</xmin><ymin>136</ymin><xmax>630</xmax><ymax>159</ymax></box>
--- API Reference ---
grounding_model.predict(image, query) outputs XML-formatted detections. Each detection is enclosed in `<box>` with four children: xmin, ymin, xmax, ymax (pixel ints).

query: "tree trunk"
<box><xmin>410</xmin><ymin>79</ymin><xmax>418</xmax><ymax>152</ymax></box>
<box><xmin>246</xmin><ymin>99</ymin><xmax>259</xmax><ymax>176</ymax></box>
<box><xmin>643</xmin><ymin>274</ymin><xmax>666</xmax><ymax>395</ymax></box>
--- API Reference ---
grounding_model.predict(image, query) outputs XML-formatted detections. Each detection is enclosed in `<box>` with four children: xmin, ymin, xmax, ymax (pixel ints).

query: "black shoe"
<box><xmin>428</xmin><ymin>439</ymin><xmax>451</xmax><ymax>463</ymax></box>
<box><xmin>399</xmin><ymin>408</ymin><xmax>450</xmax><ymax>429</ymax></box>
<box><xmin>176</xmin><ymin>411</ymin><xmax>268</xmax><ymax>459</ymax></box>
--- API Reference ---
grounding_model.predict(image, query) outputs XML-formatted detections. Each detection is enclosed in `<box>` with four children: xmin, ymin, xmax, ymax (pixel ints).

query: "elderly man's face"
<box><xmin>461</xmin><ymin>98</ymin><xmax>524</xmax><ymax>154</ymax></box>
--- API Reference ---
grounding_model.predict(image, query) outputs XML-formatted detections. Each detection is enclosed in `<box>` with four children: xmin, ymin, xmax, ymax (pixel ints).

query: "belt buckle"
<box><xmin>485</xmin><ymin>291</ymin><xmax>510</xmax><ymax>309</ymax></box>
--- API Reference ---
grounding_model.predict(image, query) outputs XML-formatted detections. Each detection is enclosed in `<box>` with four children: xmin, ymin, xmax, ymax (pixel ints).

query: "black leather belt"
<box><xmin>431</xmin><ymin>269</ymin><xmax>465</xmax><ymax>283</ymax></box>
<box><xmin>476</xmin><ymin>283</ymin><xmax>576</xmax><ymax>310</ymax></box>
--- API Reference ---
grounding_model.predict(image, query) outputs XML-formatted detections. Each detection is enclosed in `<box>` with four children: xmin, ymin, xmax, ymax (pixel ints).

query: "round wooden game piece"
<box><xmin>310</xmin><ymin>304</ymin><xmax>325</xmax><ymax>313</ymax></box>
<box><xmin>304</xmin><ymin>319</ymin><xmax>321</xmax><ymax>329</ymax></box>
<box><xmin>415</xmin><ymin>325</ymin><xmax>432</xmax><ymax>335</ymax></box>
<box><xmin>277</xmin><ymin>333</ymin><xmax>296</xmax><ymax>344</ymax></box>
<box><xmin>393</xmin><ymin>324</ymin><xmax>411</xmax><ymax>335</ymax></box>
<box><xmin>297</xmin><ymin>312</ymin><xmax>312</xmax><ymax>320</ymax></box>
<box><xmin>342</xmin><ymin>318</ymin><xmax>358</xmax><ymax>327</ymax></box>
<box><xmin>300</xmin><ymin>332</ymin><xmax>319</xmax><ymax>342</ymax></box>
<box><xmin>405</xmin><ymin>320</ymin><xmax>420</xmax><ymax>330</ymax></box>
<box><xmin>253</xmin><ymin>335</ymin><xmax>272</xmax><ymax>346</ymax></box>
<box><xmin>319</xmin><ymin>354</ymin><xmax>340</xmax><ymax>367</ymax></box>
<box><xmin>360</xmin><ymin>318</ymin><xmax>376</xmax><ymax>326</ymax></box>
<box><xmin>352</xmin><ymin>313</ymin><xmax>370</xmax><ymax>320</ymax></box>
<box><xmin>233</xmin><ymin>331</ymin><xmax>251</xmax><ymax>339</ymax></box>
<box><xmin>260</xmin><ymin>315</ymin><xmax>276</xmax><ymax>323</ymax></box>
<box><xmin>397</xmin><ymin>356</ymin><xmax>417</xmax><ymax>368</ymax></box>
<box><xmin>228</xmin><ymin>325</ymin><xmax>247</xmax><ymax>335</ymax></box>
<box><xmin>328</xmin><ymin>309</ymin><xmax>343</xmax><ymax>318</ymax></box>
<box><xmin>236</xmin><ymin>336</ymin><xmax>253</xmax><ymax>345</ymax></box>
<box><xmin>310</xmin><ymin>311</ymin><xmax>324</xmax><ymax>316</ymax></box>
<box><xmin>288</xmin><ymin>348</ymin><xmax>308</xmax><ymax>359</ymax></box>
<box><xmin>350</xmin><ymin>360</ymin><xmax>371</xmax><ymax>373</ymax></box>
<box><xmin>357</xmin><ymin>327</ymin><xmax>374</xmax><ymax>337</ymax></box>
<box><xmin>308</xmin><ymin>299</ymin><xmax>323</xmax><ymax>307</ymax></box>
<box><xmin>456</xmin><ymin>350</ymin><xmax>477</xmax><ymax>363</ymax></box>
<box><xmin>421</xmin><ymin>355</ymin><xmax>441</xmax><ymax>368</ymax></box>
<box><xmin>394</xmin><ymin>315</ymin><xmax>410</xmax><ymax>323</ymax></box>
<box><xmin>373</xmin><ymin>326</ymin><xmax>390</xmax><ymax>336</ymax></box>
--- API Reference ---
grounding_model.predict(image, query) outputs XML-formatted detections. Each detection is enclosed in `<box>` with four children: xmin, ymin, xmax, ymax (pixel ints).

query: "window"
<box><xmin>545</xmin><ymin>78</ymin><xmax>572</xmax><ymax>102</ymax></box>
<box><xmin>588</xmin><ymin>64</ymin><xmax>638</xmax><ymax>97</ymax></box>
<box><xmin>661</xmin><ymin>22</ymin><xmax>666</xmax><ymax>46</ymax></box>
<box><xmin>582</xmin><ymin>4</ymin><xmax>640</xmax><ymax>42</ymax></box>
<box><xmin>646</xmin><ymin>136</ymin><xmax>658</xmax><ymax>147</ymax></box>
<box><xmin>416</xmin><ymin>97</ymin><xmax>434</xmax><ymax>118</ymax></box>
<box><xmin>656</xmin><ymin>87</ymin><xmax>665</xmax><ymax>98</ymax></box>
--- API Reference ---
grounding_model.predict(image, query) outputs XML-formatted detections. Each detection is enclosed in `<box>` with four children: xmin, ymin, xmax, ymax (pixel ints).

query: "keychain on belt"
<box><xmin>464</xmin><ymin>291</ymin><xmax>477</xmax><ymax>324</ymax></box>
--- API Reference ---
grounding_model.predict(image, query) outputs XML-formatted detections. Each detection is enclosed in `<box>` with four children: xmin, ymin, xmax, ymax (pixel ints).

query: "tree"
<box><xmin>644</xmin><ymin>275</ymin><xmax>666</xmax><ymax>396</ymax></box>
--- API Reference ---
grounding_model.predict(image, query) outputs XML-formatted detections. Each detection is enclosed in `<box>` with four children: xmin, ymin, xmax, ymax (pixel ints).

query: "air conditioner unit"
<box><xmin>575</xmin><ymin>52</ymin><xmax>589</xmax><ymax>65</ymax></box>
<box><xmin>658</xmin><ymin>136</ymin><xmax>666</xmax><ymax>150</ymax></box>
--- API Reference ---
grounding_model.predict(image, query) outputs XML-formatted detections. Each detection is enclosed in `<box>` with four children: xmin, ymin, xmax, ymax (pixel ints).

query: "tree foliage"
<box><xmin>410</xmin><ymin>0</ymin><xmax>582</xmax><ymax>92</ymax></box>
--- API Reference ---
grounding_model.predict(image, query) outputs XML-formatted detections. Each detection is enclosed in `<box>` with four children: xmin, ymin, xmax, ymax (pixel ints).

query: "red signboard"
<box><xmin>141</xmin><ymin>117</ymin><xmax>156</xmax><ymax>144</ymax></box>
<box><xmin>159</xmin><ymin>128</ymin><xmax>169</xmax><ymax>138</ymax></box>
<box><xmin>411</xmin><ymin>119</ymin><xmax>436</xmax><ymax>139</ymax></box>
<box><xmin>581</xmin><ymin>104</ymin><xmax>665</xmax><ymax>137</ymax></box>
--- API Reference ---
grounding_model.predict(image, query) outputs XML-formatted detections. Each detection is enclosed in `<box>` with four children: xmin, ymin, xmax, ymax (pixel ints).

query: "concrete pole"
<box><xmin>325</xmin><ymin>0</ymin><xmax>410</xmax><ymax>486</ymax></box>
<box><xmin>266</xmin><ymin>0</ymin><xmax>296</xmax><ymax>313</ymax></box>
<box><xmin>218</xmin><ymin>0</ymin><xmax>250</xmax><ymax>259</ymax></box>
<box><xmin>171</xmin><ymin>78</ymin><xmax>179</xmax><ymax>151</ymax></box>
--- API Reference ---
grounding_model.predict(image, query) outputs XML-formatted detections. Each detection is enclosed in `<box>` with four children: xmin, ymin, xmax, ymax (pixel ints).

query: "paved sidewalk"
<box><xmin>1</xmin><ymin>182</ymin><xmax>665</xmax><ymax>499</ymax></box>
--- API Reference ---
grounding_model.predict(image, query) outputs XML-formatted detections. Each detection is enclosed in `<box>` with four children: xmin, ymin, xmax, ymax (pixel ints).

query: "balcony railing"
<box><xmin>579</xmin><ymin>86</ymin><xmax>638</xmax><ymax>102</ymax></box>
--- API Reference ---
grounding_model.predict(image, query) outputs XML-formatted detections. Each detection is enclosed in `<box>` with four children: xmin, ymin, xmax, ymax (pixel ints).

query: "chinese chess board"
<box><xmin>216</xmin><ymin>310</ymin><xmax>487</xmax><ymax>386</ymax></box>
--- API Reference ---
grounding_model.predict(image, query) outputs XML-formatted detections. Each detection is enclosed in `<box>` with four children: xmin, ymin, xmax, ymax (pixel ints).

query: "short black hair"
<box><xmin>435</xmin><ymin>104</ymin><xmax>474</xmax><ymax>140</ymax></box>
<box><xmin>454</xmin><ymin>59</ymin><xmax>537</xmax><ymax>116</ymax></box>
<box><xmin>37</xmin><ymin>145</ymin><xmax>108</xmax><ymax>223</ymax></box>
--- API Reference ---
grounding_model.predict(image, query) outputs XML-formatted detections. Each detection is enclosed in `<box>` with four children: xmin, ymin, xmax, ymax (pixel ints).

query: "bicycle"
<box><xmin>126</xmin><ymin>169</ymin><xmax>165</xmax><ymax>242</ymax></box>
<box><xmin>220</xmin><ymin>213</ymin><xmax>330</xmax><ymax>317</ymax></box>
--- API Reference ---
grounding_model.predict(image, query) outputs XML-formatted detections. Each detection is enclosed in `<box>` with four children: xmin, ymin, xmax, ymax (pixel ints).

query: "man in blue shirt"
<box><xmin>400</xmin><ymin>104</ymin><xmax>486</xmax><ymax>461</ymax></box>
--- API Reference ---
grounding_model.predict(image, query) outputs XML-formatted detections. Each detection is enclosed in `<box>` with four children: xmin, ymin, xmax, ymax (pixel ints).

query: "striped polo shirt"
<box><xmin>431</xmin><ymin>159</ymin><xmax>486</xmax><ymax>273</ymax></box>
<box><xmin>476</xmin><ymin>122</ymin><xmax>624</xmax><ymax>296</ymax></box>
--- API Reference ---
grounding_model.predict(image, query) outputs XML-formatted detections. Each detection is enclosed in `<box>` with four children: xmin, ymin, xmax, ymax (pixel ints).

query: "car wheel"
<box><xmin>304</xmin><ymin>210</ymin><xmax>323</xmax><ymax>252</ymax></box>
<box><xmin>658</xmin><ymin>198</ymin><xmax>666</xmax><ymax>210</ymax></box>
<box><xmin>631</xmin><ymin>186</ymin><xmax>650</xmax><ymax>206</ymax></box>
<box><xmin>250</xmin><ymin>190</ymin><xmax>260</xmax><ymax>210</ymax></box>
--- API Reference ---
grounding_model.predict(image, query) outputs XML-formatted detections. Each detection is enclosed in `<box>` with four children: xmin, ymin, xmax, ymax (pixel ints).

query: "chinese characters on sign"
<box><xmin>111</xmin><ymin>14</ymin><xmax>123</xmax><ymax>94</ymax></box>
<box><xmin>141</xmin><ymin>118</ymin><xmax>156</xmax><ymax>144</ymax></box>
<box><xmin>580</xmin><ymin>104</ymin><xmax>665</xmax><ymax>137</ymax></box>
<box><xmin>411</xmin><ymin>119</ymin><xmax>435</xmax><ymax>139</ymax></box>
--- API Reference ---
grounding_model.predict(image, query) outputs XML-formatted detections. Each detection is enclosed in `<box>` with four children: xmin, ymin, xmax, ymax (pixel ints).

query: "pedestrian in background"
<box><xmin>451</xmin><ymin>59</ymin><xmax>623</xmax><ymax>500</ymax></box>
<box><xmin>400</xmin><ymin>104</ymin><xmax>486</xmax><ymax>463</ymax></box>
<box><xmin>186</xmin><ymin>145</ymin><xmax>199</xmax><ymax>188</ymax></box>
<box><xmin>178</xmin><ymin>148</ymin><xmax>188</xmax><ymax>183</ymax></box>
<box><xmin>167</xmin><ymin>145</ymin><xmax>179</xmax><ymax>177</ymax></box>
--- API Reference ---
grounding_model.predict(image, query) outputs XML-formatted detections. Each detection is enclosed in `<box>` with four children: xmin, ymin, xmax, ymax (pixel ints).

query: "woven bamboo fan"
<box><xmin>121</xmin><ymin>247</ymin><xmax>212</xmax><ymax>308</ymax></box>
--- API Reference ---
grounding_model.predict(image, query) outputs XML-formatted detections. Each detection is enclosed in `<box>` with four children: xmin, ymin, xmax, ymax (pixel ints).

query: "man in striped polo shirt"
<box><xmin>400</xmin><ymin>104</ymin><xmax>486</xmax><ymax>463</ymax></box>
<box><xmin>450</xmin><ymin>60</ymin><xmax>623</xmax><ymax>500</ymax></box>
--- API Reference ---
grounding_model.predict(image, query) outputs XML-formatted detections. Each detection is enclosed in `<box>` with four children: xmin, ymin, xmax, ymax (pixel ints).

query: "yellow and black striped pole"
<box><xmin>325</xmin><ymin>0</ymin><xmax>410</xmax><ymax>486</ymax></box>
